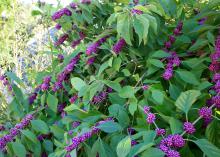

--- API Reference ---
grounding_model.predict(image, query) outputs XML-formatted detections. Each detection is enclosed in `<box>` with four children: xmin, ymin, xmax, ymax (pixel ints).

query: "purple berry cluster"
<box><xmin>200</xmin><ymin>33</ymin><xmax>220</xmax><ymax>125</ymax></box>
<box><xmin>57</xmin><ymin>54</ymin><xmax>64</xmax><ymax>62</ymax></box>
<box><xmin>0</xmin><ymin>114</ymin><xmax>33</xmax><ymax>150</ymax></box>
<box><xmin>131</xmin><ymin>140</ymin><xmax>138</xmax><ymax>146</ymax></box>
<box><xmin>0</xmin><ymin>75</ymin><xmax>13</xmax><ymax>93</ymax></box>
<box><xmin>92</xmin><ymin>91</ymin><xmax>107</xmax><ymax>104</ymax></box>
<box><xmin>28</xmin><ymin>93</ymin><xmax>37</xmax><ymax>104</ymax></box>
<box><xmin>198</xmin><ymin>17</ymin><xmax>207</xmax><ymax>25</ymax></box>
<box><xmin>57</xmin><ymin>103</ymin><xmax>66</xmax><ymax>113</ymax></box>
<box><xmin>198</xmin><ymin>107</ymin><xmax>212</xmax><ymax>125</ymax></box>
<box><xmin>28</xmin><ymin>86</ymin><xmax>41</xmax><ymax>105</ymax></box>
<box><xmin>183</xmin><ymin>122</ymin><xmax>196</xmax><ymax>134</ymax></box>
<box><xmin>52</xmin><ymin>8</ymin><xmax>72</xmax><ymax>21</ymax></box>
<box><xmin>161</xmin><ymin>22</ymin><xmax>183</xmax><ymax>80</ymax></box>
<box><xmin>86</xmin><ymin>57</ymin><xmax>95</xmax><ymax>65</ymax></box>
<box><xmin>146</xmin><ymin>113</ymin><xmax>156</xmax><ymax>124</ymax></box>
<box><xmin>69</xmin><ymin>94</ymin><xmax>78</xmax><ymax>104</ymax></box>
<box><xmin>162</xmin><ymin>52</ymin><xmax>181</xmax><ymax>80</ymax></box>
<box><xmin>112</xmin><ymin>38</ymin><xmax>126</xmax><ymax>54</ymax></box>
<box><xmin>52</xmin><ymin>54</ymin><xmax>81</xmax><ymax>92</ymax></box>
<box><xmin>209</xmin><ymin>34</ymin><xmax>220</xmax><ymax>72</ymax></box>
<box><xmin>143</xmin><ymin>106</ymin><xmax>156</xmax><ymax>124</ymax></box>
<box><xmin>164</xmin><ymin>22</ymin><xmax>183</xmax><ymax>50</ymax></box>
<box><xmin>70</xmin><ymin>2</ymin><xmax>78</xmax><ymax>9</ymax></box>
<box><xmin>128</xmin><ymin>127</ymin><xmax>136</xmax><ymax>135</ymax></box>
<box><xmin>92</xmin><ymin>88</ymin><xmax>113</xmax><ymax>104</ymax></box>
<box><xmin>86</xmin><ymin>36</ymin><xmax>109</xmax><ymax>56</ymax></box>
<box><xmin>41</xmin><ymin>76</ymin><xmax>51</xmax><ymax>91</ymax></box>
<box><xmin>131</xmin><ymin>9</ymin><xmax>143</xmax><ymax>15</ymax></box>
<box><xmin>155</xmin><ymin>128</ymin><xmax>166</xmax><ymax>136</ymax></box>
<box><xmin>65</xmin><ymin>118</ymin><xmax>113</xmax><ymax>152</ymax></box>
<box><xmin>209</xmin><ymin>35</ymin><xmax>220</xmax><ymax>98</ymax></box>
<box><xmin>0</xmin><ymin>125</ymin><xmax>5</xmax><ymax>132</ymax></box>
<box><xmin>54</xmin><ymin>34</ymin><xmax>69</xmax><ymax>47</ymax></box>
<box><xmin>159</xmin><ymin>134</ymin><xmax>185</xmax><ymax>157</ymax></box>
<box><xmin>142</xmin><ymin>84</ymin><xmax>149</xmax><ymax>90</ymax></box>
<box><xmin>55</xmin><ymin>23</ymin><xmax>62</xmax><ymax>30</ymax></box>
<box><xmin>37</xmin><ymin>133</ymin><xmax>52</xmax><ymax>142</ymax></box>
<box><xmin>71</xmin><ymin>32</ymin><xmax>86</xmax><ymax>49</ymax></box>
<box><xmin>72</xmin><ymin>121</ymin><xmax>81</xmax><ymax>128</ymax></box>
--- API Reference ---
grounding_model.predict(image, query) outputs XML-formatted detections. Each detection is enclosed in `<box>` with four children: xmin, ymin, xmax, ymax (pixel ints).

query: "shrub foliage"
<box><xmin>1</xmin><ymin>0</ymin><xmax>220</xmax><ymax>157</ymax></box>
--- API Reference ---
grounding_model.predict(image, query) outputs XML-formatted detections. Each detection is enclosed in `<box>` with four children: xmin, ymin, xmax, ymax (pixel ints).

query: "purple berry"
<box><xmin>172</xmin><ymin>134</ymin><xmax>185</xmax><ymax>148</ymax></box>
<box><xmin>156</xmin><ymin>128</ymin><xmax>166</xmax><ymax>136</ymax></box>
<box><xmin>199</xmin><ymin>107</ymin><xmax>212</xmax><ymax>119</ymax></box>
<box><xmin>146</xmin><ymin>113</ymin><xmax>156</xmax><ymax>124</ymax></box>
<box><xmin>131</xmin><ymin>140</ymin><xmax>138</xmax><ymax>146</ymax></box>
<box><xmin>164</xmin><ymin>41</ymin><xmax>172</xmax><ymax>49</ymax></box>
<box><xmin>183</xmin><ymin>122</ymin><xmax>196</xmax><ymax>134</ymax></box>
<box><xmin>112</xmin><ymin>38</ymin><xmax>126</xmax><ymax>54</ymax></box>
<box><xmin>142</xmin><ymin>85</ymin><xmax>149</xmax><ymax>90</ymax></box>
<box><xmin>72</xmin><ymin>121</ymin><xmax>81</xmax><ymax>128</ymax></box>
<box><xmin>143</xmin><ymin>106</ymin><xmax>150</xmax><ymax>114</ymax></box>
<box><xmin>166</xmin><ymin>150</ymin><xmax>180</xmax><ymax>157</ymax></box>
<box><xmin>131</xmin><ymin>9</ymin><xmax>143</xmax><ymax>15</ymax></box>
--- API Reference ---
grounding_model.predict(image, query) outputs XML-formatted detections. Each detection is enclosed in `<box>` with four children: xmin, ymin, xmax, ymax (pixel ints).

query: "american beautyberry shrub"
<box><xmin>0</xmin><ymin>0</ymin><xmax>220</xmax><ymax>157</ymax></box>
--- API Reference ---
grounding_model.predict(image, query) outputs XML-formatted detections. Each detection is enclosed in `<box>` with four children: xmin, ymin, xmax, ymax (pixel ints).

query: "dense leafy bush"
<box><xmin>1</xmin><ymin>0</ymin><xmax>220</xmax><ymax>157</ymax></box>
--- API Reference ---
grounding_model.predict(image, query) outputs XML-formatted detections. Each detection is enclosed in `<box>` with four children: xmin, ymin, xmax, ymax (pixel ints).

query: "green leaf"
<box><xmin>117</xmin><ymin>13</ymin><xmax>132</xmax><ymax>45</ymax></box>
<box><xmin>129</xmin><ymin>97</ymin><xmax>138</xmax><ymax>115</ymax></box>
<box><xmin>12</xmin><ymin>141</ymin><xmax>26</xmax><ymax>157</ymax></box>
<box><xmin>107</xmin><ymin>13</ymin><xmax>117</xmax><ymax>25</ymax></box>
<box><xmin>169</xmin><ymin>117</ymin><xmax>183</xmax><ymax>134</ymax></box>
<box><xmin>205</xmin><ymin>120</ymin><xmax>220</xmax><ymax>147</ymax></box>
<box><xmin>143</xmin><ymin>131</ymin><xmax>156</xmax><ymax>143</ymax></box>
<box><xmin>50</xmin><ymin>125</ymin><xmax>65</xmax><ymax>139</ymax></box>
<box><xmin>207</xmin><ymin>31</ymin><xmax>215</xmax><ymax>45</ymax></box>
<box><xmin>47</xmin><ymin>93</ymin><xmax>58</xmax><ymax>113</ymax></box>
<box><xmin>92</xmin><ymin>138</ymin><xmax>115</xmax><ymax>157</ymax></box>
<box><xmin>43</xmin><ymin>140</ymin><xmax>53</xmax><ymax>153</ymax></box>
<box><xmin>116</xmin><ymin>136</ymin><xmax>131</xmax><ymax>157</ymax></box>
<box><xmin>6</xmin><ymin>72</ymin><xmax>24</xmax><ymax>86</ymax></box>
<box><xmin>21</xmin><ymin>130</ymin><xmax>37</xmax><ymax>143</ymax></box>
<box><xmin>141</xmin><ymin>148</ymin><xmax>165</xmax><ymax>157</ymax></box>
<box><xmin>31</xmin><ymin>6</ymin><xmax>43</xmax><ymax>16</ymax></box>
<box><xmin>189</xmin><ymin>39</ymin><xmax>208</xmax><ymax>51</ymax></box>
<box><xmin>108</xmin><ymin>104</ymin><xmax>130</xmax><ymax>128</ymax></box>
<box><xmin>133</xmin><ymin>17</ymin><xmax>144</xmax><ymax>45</ymax></box>
<box><xmin>151</xmin><ymin>90</ymin><xmax>164</xmax><ymax>104</ymax></box>
<box><xmin>175</xmin><ymin>90</ymin><xmax>201</xmax><ymax>114</ymax></box>
<box><xmin>119</xmin><ymin>86</ymin><xmax>135</xmax><ymax>98</ymax></box>
<box><xmin>169</xmin><ymin>84</ymin><xmax>181</xmax><ymax>100</ymax></box>
<box><xmin>109</xmin><ymin>93</ymin><xmax>126</xmax><ymax>105</ymax></box>
<box><xmin>197</xmin><ymin>81</ymin><xmax>213</xmax><ymax>90</ymax></box>
<box><xmin>113</xmin><ymin>57</ymin><xmax>122</xmax><ymax>72</ymax></box>
<box><xmin>64</xmin><ymin>104</ymin><xmax>81</xmax><ymax>112</ymax></box>
<box><xmin>151</xmin><ymin>50</ymin><xmax>170</xmax><ymax>58</ymax></box>
<box><xmin>136</xmin><ymin>14</ymin><xmax>150</xmax><ymax>45</ymax></box>
<box><xmin>176</xmin><ymin>70</ymin><xmax>200</xmax><ymax>85</ymax></box>
<box><xmin>128</xmin><ymin>142</ymin><xmax>154</xmax><ymax>157</ymax></box>
<box><xmin>122</xmin><ymin>69</ymin><xmax>131</xmax><ymax>76</ymax></box>
<box><xmin>194</xmin><ymin>139</ymin><xmax>220</xmax><ymax>157</ymax></box>
<box><xmin>31</xmin><ymin>120</ymin><xmax>49</xmax><ymax>134</ymax></box>
<box><xmin>98</xmin><ymin>62</ymin><xmax>109</xmax><ymax>76</ymax></box>
<box><xmin>103</xmin><ymin>80</ymin><xmax>121</xmax><ymax>92</ymax></box>
<box><xmin>97</xmin><ymin>121</ymin><xmax>122</xmax><ymax>133</ymax></box>
<box><xmin>148</xmin><ymin>59</ymin><xmax>164</xmax><ymax>68</ymax></box>
<box><xmin>71</xmin><ymin>77</ymin><xmax>86</xmax><ymax>91</ymax></box>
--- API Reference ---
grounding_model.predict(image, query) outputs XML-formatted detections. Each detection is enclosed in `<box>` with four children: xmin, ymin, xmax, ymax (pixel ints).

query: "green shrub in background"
<box><xmin>0</xmin><ymin>0</ymin><xmax>220</xmax><ymax>157</ymax></box>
